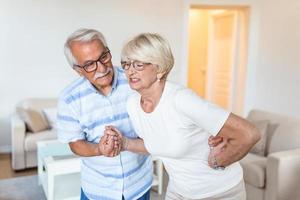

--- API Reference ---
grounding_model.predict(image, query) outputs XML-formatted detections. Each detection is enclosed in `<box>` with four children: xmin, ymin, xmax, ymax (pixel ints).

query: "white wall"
<box><xmin>0</xmin><ymin>0</ymin><xmax>184</xmax><ymax>152</ymax></box>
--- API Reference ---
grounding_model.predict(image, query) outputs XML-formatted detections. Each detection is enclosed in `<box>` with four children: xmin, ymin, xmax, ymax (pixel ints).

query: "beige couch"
<box><xmin>11</xmin><ymin>98</ymin><xmax>57</xmax><ymax>170</ymax></box>
<box><xmin>240</xmin><ymin>109</ymin><xmax>300</xmax><ymax>200</ymax></box>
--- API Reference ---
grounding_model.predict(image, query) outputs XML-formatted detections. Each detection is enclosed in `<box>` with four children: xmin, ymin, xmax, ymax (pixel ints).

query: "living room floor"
<box><xmin>0</xmin><ymin>153</ymin><xmax>37</xmax><ymax>179</ymax></box>
<box><xmin>0</xmin><ymin>153</ymin><xmax>167</xmax><ymax>199</ymax></box>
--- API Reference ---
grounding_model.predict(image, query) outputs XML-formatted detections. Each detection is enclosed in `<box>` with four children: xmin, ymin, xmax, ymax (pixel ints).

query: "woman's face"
<box><xmin>124</xmin><ymin>61</ymin><xmax>159</xmax><ymax>92</ymax></box>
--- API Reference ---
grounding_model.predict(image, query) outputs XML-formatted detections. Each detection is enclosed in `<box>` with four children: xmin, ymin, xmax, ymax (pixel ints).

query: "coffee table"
<box><xmin>37</xmin><ymin>140</ymin><xmax>81</xmax><ymax>200</ymax></box>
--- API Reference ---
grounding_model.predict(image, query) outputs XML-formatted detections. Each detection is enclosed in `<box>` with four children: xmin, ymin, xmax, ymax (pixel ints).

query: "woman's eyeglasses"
<box><xmin>120</xmin><ymin>60</ymin><xmax>152</xmax><ymax>71</ymax></box>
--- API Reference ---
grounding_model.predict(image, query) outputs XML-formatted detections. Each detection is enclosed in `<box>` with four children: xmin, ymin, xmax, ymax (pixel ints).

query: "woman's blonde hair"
<box><xmin>121</xmin><ymin>33</ymin><xmax>174</xmax><ymax>79</ymax></box>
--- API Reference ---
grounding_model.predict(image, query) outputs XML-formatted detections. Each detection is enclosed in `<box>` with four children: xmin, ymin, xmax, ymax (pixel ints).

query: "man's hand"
<box><xmin>106</xmin><ymin>126</ymin><xmax>128</xmax><ymax>152</ymax></box>
<box><xmin>98</xmin><ymin>133</ymin><xmax>114</xmax><ymax>157</ymax></box>
<box><xmin>98</xmin><ymin>126</ymin><xmax>121</xmax><ymax>157</ymax></box>
<box><xmin>100</xmin><ymin>126</ymin><xmax>123</xmax><ymax>157</ymax></box>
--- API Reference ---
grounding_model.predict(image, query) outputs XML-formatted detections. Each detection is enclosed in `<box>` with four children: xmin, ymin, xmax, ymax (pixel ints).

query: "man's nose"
<box><xmin>96</xmin><ymin>61</ymin><xmax>107</xmax><ymax>72</ymax></box>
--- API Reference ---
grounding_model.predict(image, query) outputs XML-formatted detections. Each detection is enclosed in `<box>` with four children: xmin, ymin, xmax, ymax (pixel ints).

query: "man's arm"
<box><xmin>208</xmin><ymin>113</ymin><xmax>261</xmax><ymax>167</ymax></box>
<box><xmin>69</xmin><ymin>140</ymin><xmax>100</xmax><ymax>156</ymax></box>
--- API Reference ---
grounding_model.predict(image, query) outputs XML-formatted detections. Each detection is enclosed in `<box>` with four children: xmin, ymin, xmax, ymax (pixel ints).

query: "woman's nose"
<box><xmin>125</xmin><ymin>67</ymin><xmax>135</xmax><ymax>77</ymax></box>
<box><xmin>128</xmin><ymin>66</ymin><xmax>136</xmax><ymax>75</ymax></box>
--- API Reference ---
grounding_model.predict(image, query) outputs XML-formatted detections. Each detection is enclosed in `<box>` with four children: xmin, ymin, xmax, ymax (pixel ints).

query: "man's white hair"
<box><xmin>64</xmin><ymin>28</ymin><xmax>107</xmax><ymax>67</ymax></box>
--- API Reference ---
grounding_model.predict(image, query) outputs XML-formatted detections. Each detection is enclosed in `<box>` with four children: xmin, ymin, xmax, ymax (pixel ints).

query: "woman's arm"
<box><xmin>208</xmin><ymin>113</ymin><xmax>261</xmax><ymax>167</ymax></box>
<box><xmin>108</xmin><ymin>126</ymin><xmax>149</xmax><ymax>154</ymax></box>
<box><xmin>123</xmin><ymin>137</ymin><xmax>149</xmax><ymax>154</ymax></box>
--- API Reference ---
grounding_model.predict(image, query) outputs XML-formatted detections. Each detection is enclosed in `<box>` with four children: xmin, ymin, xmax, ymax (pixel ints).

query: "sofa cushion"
<box><xmin>246</xmin><ymin>109</ymin><xmax>299</xmax><ymax>155</ymax></box>
<box><xmin>240</xmin><ymin>153</ymin><xmax>267</xmax><ymax>188</ymax></box>
<box><xmin>24</xmin><ymin>130</ymin><xmax>57</xmax><ymax>151</ymax></box>
<box><xmin>17</xmin><ymin>107</ymin><xmax>49</xmax><ymax>133</ymax></box>
<box><xmin>250</xmin><ymin>120</ymin><xmax>269</xmax><ymax>156</ymax></box>
<box><xmin>268</xmin><ymin>121</ymin><xmax>300</xmax><ymax>154</ymax></box>
<box><xmin>16</xmin><ymin>98</ymin><xmax>57</xmax><ymax>133</ymax></box>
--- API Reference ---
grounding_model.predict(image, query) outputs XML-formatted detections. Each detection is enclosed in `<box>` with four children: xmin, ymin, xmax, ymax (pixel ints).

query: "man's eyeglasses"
<box><xmin>74</xmin><ymin>47</ymin><xmax>111</xmax><ymax>73</ymax></box>
<box><xmin>120</xmin><ymin>60</ymin><xmax>152</xmax><ymax>71</ymax></box>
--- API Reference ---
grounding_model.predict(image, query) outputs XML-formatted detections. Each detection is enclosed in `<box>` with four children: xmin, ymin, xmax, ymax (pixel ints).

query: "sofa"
<box><xmin>11</xmin><ymin>98</ymin><xmax>57</xmax><ymax>170</ymax></box>
<box><xmin>240</xmin><ymin>109</ymin><xmax>300</xmax><ymax>200</ymax></box>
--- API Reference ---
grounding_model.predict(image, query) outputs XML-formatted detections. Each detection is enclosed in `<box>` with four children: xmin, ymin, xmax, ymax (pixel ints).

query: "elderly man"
<box><xmin>57</xmin><ymin>29</ymin><xmax>153</xmax><ymax>200</ymax></box>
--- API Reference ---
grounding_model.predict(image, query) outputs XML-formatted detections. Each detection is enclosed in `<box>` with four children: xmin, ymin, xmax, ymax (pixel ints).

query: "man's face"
<box><xmin>70</xmin><ymin>39</ymin><xmax>114</xmax><ymax>94</ymax></box>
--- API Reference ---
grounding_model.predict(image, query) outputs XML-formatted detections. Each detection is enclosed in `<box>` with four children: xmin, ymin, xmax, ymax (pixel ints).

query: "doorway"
<box><xmin>187</xmin><ymin>6</ymin><xmax>249</xmax><ymax>115</ymax></box>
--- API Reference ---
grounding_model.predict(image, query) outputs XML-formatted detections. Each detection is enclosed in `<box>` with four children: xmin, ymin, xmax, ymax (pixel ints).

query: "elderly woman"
<box><xmin>107</xmin><ymin>33</ymin><xmax>260</xmax><ymax>200</ymax></box>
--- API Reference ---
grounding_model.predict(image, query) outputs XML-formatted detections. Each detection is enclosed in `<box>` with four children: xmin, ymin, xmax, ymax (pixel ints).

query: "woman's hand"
<box><xmin>208</xmin><ymin>135</ymin><xmax>223</xmax><ymax>147</ymax></box>
<box><xmin>208</xmin><ymin>136</ymin><xmax>228</xmax><ymax>169</ymax></box>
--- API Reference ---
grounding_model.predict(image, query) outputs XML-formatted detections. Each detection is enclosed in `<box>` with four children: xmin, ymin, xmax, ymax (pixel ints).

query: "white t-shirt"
<box><xmin>127</xmin><ymin>81</ymin><xmax>243</xmax><ymax>199</ymax></box>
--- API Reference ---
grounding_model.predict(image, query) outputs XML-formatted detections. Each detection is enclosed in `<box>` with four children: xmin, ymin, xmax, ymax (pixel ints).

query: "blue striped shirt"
<box><xmin>57</xmin><ymin>67</ymin><xmax>153</xmax><ymax>200</ymax></box>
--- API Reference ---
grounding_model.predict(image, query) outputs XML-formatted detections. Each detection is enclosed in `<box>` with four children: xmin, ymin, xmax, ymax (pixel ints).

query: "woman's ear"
<box><xmin>157</xmin><ymin>72</ymin><xmax>165</xmax><ymax>81</ymax></box>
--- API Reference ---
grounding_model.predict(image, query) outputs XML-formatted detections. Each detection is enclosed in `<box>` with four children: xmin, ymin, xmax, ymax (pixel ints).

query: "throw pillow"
<box><xmin>42</xmin><ymin>108</ymin><xmax>57</xmax><ymax>129</ymax></box>
<box><xmin>249</xmin><ymin>120</ymin><xmax>269</xmax><ymax>156</ymax></box>
<box><xmin>17</xmin><ymin>107</ymin><xmax>49</xmax><ymax>133</ymax></box>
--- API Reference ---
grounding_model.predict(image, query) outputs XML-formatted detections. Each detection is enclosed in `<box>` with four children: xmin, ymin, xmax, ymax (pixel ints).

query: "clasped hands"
<box><xmin>97</xmin><ymin>126</ymin><xmax>124</xmax><ymax>157</ymax></box>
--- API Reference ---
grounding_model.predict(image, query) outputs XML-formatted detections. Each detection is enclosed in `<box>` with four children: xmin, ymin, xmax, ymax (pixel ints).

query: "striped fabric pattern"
<box><xmin>57</xmin><ymin>67</ymin><xmax>153</xmax><ymax>200</ymax></box>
